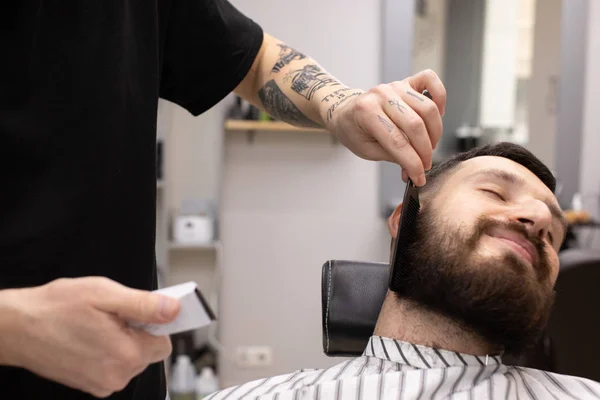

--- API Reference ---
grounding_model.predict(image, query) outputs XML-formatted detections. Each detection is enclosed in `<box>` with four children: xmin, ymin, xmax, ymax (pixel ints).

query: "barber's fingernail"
<box><xmin>158</xmin><ymin>297</ymin><xmax>179</xmax><ymax>320</ymax></box>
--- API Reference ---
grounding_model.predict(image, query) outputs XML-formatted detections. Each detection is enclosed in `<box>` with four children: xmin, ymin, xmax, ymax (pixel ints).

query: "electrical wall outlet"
<box><xmin>236</xmin><ymin>346</ymin><xmax>273</xmax><ymax>368</ymax></box>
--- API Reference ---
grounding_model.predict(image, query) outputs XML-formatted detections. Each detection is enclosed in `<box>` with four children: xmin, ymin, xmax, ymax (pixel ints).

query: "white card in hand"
<box><xmin>130</xmin><ymin>281</ymin><xmax>216</xmax><ymax>336</ymax></box>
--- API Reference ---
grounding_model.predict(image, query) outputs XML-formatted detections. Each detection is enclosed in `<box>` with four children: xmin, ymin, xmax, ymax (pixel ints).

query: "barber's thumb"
<box><xmin>115</xmin><ymin>291</ymin><xmax>180</xmax><ymax>324</ymax></box>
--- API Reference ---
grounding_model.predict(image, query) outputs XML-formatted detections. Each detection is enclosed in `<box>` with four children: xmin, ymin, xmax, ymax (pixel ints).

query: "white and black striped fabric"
<box><xmin>205</xmin><ymin>336</ymin><xmax>600</xmax><ymax>399</ymax></box>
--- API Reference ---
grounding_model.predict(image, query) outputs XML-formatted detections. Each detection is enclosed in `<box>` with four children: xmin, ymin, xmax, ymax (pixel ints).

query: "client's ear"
<box><xmin>387</xmin><ymin>202</ymin><xmax>403</xmax><ymax>239</ymax></box>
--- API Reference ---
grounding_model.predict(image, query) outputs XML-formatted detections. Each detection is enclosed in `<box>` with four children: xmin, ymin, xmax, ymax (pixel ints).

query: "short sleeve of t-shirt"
<box><xmin>159</xmin><ymin>0</ymin><xmax>263</xmax><ymax>116</ymax></box>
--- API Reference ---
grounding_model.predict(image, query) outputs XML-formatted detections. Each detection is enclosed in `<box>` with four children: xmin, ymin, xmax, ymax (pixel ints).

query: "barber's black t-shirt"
<box><xmin>0</xmin><ymin>1</ymin><xmax>262</xmax><ymax>398</ymax></box>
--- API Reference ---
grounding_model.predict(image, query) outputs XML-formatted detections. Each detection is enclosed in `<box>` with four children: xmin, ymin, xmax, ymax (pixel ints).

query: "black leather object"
<box><xmin>546</xmin><ymin>248</ymin><xmax>600</xmax><ymax>381</ymax></box>
<box><xmin>321</xmin><ymin>260</ymin><xmax>389</xmax><ymax>356</ymax></box>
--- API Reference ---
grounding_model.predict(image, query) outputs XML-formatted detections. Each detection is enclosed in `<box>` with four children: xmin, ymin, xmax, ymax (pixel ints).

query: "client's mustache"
<box><xmin>472</xmin><ymin>217</ymin><xmax>550</xmax><ymax>281</ymax></box>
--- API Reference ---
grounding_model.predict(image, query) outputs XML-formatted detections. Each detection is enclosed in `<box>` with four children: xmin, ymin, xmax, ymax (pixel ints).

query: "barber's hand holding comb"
<box><xmin>324</xmin><ymin>69</ymin><xmax>445</xmax><ymax>187</ymax></box>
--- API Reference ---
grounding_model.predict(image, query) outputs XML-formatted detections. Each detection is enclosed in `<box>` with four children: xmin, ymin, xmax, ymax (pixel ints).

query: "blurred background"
<box><xmin>156</xmin><ymin>0</ymin><xmax>600</xmax><ymax>392</ymax></box>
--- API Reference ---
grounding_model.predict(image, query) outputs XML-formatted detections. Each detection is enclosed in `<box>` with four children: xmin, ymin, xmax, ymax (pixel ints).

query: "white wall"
<box><xmin>579</xmin><ymin>0</ymin><xmax>600</xmax><ymax>246</ymax></box>
<box><xmin>526</xmin><ymin>0</ymin><xmax>561</xmax><ymax>171</ymax></box>
<box><xmin>412</xmin><ymin>0</ymin><xmax>447</xmax><ymax>78</ymax></box>
<box><xmin>479</xmin><ymin>0</ymin><xmax>520</xmax><ymax>129</ymax></box>
<box><xmin>516</xmin><ymin>0</ymin><xmax>537</xmax><ymax>79</ymax></box>
<box><xmin>219</xmin><ymin>0</ymin><xmax>387</xmax><ymax>387</ymax></box>
<box><xmin>161</xmin><ymin>98</ymin><xmax>228</xmax><ymax>347</ymax></box>
<box><xmin>166</xmin><ymin>102</ymin><xmax>225</xmax><ymax>215</ymax></box>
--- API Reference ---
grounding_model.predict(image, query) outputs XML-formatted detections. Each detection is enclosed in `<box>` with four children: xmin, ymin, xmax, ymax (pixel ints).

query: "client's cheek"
<box><xmin>547</xmin><ymin>255</ymin><xmax>560</xmax><ymax>284</ymax></box>
<box><xmin>476</xmin><ymin>235</ymin><xmax>506</xmax><ymax>257</ymax></box>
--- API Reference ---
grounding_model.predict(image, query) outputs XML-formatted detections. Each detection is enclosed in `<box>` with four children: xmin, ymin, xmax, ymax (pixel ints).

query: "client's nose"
<box><xmin>513</xmin><ymin>199</ymin><xmax>553</xmax><ymax>240</ymax></box>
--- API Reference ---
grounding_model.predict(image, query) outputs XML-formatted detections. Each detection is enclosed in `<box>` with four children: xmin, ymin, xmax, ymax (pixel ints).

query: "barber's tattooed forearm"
<box><xmin>258</xmin><ymin>80</ymin><xmax>321</xmax><ymax>128</ymax></box>
<box><xmin>271</xmin><ymin>44</ymin><xmax>307</xmax><ymax>74</ymax></box>
<box><xmin>324</xmin><ymin>91</ymin><xmax>362</xmax><ymax>121</ymax></box>
<box><xmin>388</xmin><ymin>99</ymin><xmax>406</xmax><ymax>114</ymax></box>
<box><xmin>406</xmin><ymin>90</ymin><xmax>425</xmax><ymax>102</ymax></box>
<box><xmin>377</xmin><ymin>115</ymin><xmax>393</xmax><ymax>132</ymax></box>
<box><xmin>284</xmin><ymin>64</ymin><xmax>341</xmax><ymax>100</ymax></box>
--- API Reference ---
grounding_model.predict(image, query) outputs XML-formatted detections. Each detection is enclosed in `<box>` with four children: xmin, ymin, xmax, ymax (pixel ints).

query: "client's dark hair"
<box><xmin>425</xmin><ymin>142</ymin><xmax>555</xmax><ymax>193</ymax></box>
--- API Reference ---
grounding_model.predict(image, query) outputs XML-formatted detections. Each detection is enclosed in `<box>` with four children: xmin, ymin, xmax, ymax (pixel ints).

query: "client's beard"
<box><xmin>397</xmin><ymin>208</ymin><xmax>556</xmax><ymax>356</ymax></box>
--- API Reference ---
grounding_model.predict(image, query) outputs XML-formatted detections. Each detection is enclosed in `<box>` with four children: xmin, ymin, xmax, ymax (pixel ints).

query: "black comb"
<box><xmin>388</xmin><ymin>179</ymin><xmax>420</xmax><ymax>292</ymax></box>
<box><xmin>388</xmin><ymin>89</ymin><xmax>432</xmax><ymax>293</ymax></box>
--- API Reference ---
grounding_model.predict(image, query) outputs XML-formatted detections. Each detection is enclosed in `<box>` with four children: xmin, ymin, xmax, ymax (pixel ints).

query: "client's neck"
<box><xmin>373</xmin><ymin>293</ymin><xmax>502</xmax><ymax>356</ymax></box>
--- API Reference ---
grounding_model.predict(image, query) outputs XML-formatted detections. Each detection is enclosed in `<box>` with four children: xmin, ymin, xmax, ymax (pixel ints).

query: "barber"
<box><xmin>0</xmin><ymin>1</ymin><xmax>446</xmax><ymax>399</ymax></box>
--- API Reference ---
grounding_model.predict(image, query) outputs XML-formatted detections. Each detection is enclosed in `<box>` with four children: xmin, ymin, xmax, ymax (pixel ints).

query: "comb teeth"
<box><xmin>389</xmin><ymin>196</ymin><xmax>420</xmax><ymax>292</ymax></box>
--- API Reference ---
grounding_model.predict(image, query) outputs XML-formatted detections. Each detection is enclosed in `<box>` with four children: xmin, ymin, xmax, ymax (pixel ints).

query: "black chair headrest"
<box><xmin>546</xmin><ymin>248</ymin><xmax>600</xmax><ymax>381</ymax></box>
<box><xmin>321</xmin><ymin>260</ymin><xmax>389</xmax><ymax>357</ymax></box>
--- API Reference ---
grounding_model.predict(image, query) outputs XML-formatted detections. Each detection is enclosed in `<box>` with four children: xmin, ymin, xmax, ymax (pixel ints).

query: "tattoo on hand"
<box><xmin>284</xmin><ymin>64</ymin><xmax>341</xmax><ymax>100</ymax></box>
<box><xmin>406</xmin><ymin>90</ymin><xmax>425</xmax><ymax>102</ymax></box>
<box><xmin>322</xmin><ymin>88</ymin><xmax>353</xmax><ymax>103</ymax></box>
<box><xmin>325</xmin><ymin>91</ymin><xmax>363</xmax><ymax>121</ymax></box>
<box><xmin>258</xmin><ymin>80</ymin><xmax>321</xmax><ymax>128</ymax></box>
<box><xmin>377</xmin><ymin>115</ymin><xmax>393</xmax><ymax>132</ymax></box>
<box><xmin>271</xmin><ymin>44</ymin><xmax>307</xmax><ymax>74</ymax></box>
<box><xmin>388</xmin><ymin>99</ymin><xmax>406</xmax><ymax>114</ymax></box>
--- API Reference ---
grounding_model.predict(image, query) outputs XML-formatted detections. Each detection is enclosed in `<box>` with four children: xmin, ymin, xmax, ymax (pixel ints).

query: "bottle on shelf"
<box><xmin>169</xmin><ymin>354</ymin><xmax>196</xmax><ymax>400</ymax></box>
<box><xmin>196</xmin><ymin>367</ymin><xmax>219</xmax><ymax>399</ymax></box>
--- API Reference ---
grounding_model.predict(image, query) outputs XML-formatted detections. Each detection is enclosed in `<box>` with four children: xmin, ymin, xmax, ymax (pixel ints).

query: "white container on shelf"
<box><xmin>173</xmin><ymin>215</ymin><xmax>214</xmax><ymax>245</ymax></box>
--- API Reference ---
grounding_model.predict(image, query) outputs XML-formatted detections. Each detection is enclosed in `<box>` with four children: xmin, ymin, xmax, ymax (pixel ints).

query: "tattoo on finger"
<box><xmin>406</xmin><ymin>90</ymin><xmax>425</xmax><ymax>102</ymax></box>
<box><xmin>377</xmin><ymin>115</ymin><xmax>394</xmax><ymax>133</ymax></box>
<box><xmin>388</xmin><ymin>99</ymin><xmax>406</xmax><ymax>114</ymax></box>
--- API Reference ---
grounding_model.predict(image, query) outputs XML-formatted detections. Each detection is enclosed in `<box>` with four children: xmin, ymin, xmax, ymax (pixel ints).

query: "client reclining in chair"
<box><xmin>206</xmin><ymin>143</ymin><xmax>600</xmax><ymax>399</ymax></box>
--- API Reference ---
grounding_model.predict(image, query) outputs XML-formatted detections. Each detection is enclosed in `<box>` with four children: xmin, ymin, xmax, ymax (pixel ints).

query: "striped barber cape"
<box><xmin>205</xmin><ymin>336</ymin><xmax>600</xmax><ymax>399</ymax></box>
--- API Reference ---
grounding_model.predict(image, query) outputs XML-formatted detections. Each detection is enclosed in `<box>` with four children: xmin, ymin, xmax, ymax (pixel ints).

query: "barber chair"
<box><xmin>545</xmin><ymin>249</ymin><xmax>600</xmax><ymax>381</ymax></box>
<box><xmin>320</xmin><ymin>260</ymin><xmax>388</xmax><ymax>356</ymax></box>
<box><xmin>321</xmin><ymin>251</ymin><xmax>600</xmax><ymax>382</ymax></box>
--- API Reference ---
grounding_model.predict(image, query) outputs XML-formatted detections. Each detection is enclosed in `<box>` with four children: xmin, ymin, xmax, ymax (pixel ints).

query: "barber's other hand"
<box><xmin>325</xmin><ymin>69</ymin><xmax>446</xmax><ymax>187</ymax></box>
<box><xmin>0</xmin><ymin>277</ymin><xmax>180</xmax><ymax>398</ymax></box>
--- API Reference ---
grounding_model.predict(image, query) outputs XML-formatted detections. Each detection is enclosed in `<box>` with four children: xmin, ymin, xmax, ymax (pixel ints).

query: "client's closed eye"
<box><xmin>481</xmin><ymin>189</ymin><xmax>505</xmax><ymax>201</ymax></box>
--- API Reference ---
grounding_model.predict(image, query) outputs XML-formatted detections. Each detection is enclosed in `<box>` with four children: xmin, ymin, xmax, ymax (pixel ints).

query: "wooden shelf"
<box><xmin>225</xmin><ymin>120</ymin><xmax>326</xmax><ymax>133</ymax></box>
<box><xmin>168</xmin><ymin>241</ymin><xmax>221</xmax><ymax>251</ymax></box>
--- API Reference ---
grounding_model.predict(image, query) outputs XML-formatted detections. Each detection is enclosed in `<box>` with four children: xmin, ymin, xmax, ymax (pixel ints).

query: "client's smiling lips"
<box><xmin>488</xmin><ymin>229</ymin><xmax>538</xmax><ymax>265</ymax></box>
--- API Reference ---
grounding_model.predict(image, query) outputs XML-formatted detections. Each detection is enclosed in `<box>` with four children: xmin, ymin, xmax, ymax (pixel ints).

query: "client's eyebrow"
<box><xmin>469</xmin><ymin>168</ymin><xmax>568</xmax><ymax>234</ymax></box>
